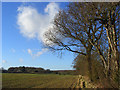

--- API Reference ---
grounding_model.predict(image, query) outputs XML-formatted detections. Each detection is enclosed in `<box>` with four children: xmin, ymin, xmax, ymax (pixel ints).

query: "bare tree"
<box><xmin>44</xmin><ymin>2</ymin><xmax>106</xmax><ymax>81</ymax></box>
<box><xmin>88</xmin><ymin>2</ymin><xmax>120</xmax><ymax>80</ymax></box>
<box><xmin>44</xmin><ymin>3</ymin><xmax>119</xmax><ymax>84</ymax></box>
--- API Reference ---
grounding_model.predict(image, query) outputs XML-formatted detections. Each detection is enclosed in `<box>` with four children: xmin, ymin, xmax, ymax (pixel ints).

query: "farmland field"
<box><xmin>2</xmin><ymin>73</ymin><xmax>78</xmax><ymax>88</ymax></box>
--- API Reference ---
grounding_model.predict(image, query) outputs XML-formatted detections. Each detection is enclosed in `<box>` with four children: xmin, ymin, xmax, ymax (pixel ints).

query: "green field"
<box><xmin>2</xmin><ymin>73</ymin><xmax>78</xmax><ymax>88</ymax></box>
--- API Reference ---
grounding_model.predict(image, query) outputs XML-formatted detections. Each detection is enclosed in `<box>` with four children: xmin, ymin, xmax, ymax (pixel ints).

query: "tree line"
<box><xmin>44</xmin><ymin>2</ymin><xmax>120</xmax><ymax>88</ymax></box>
<box><xmin>1</xmin><ymin>66</ymin><xmax>51</xmax><ymax>74</ymax></box>
<box><xmin>0</xmin><ymin>66</ymin><xmax>75</xmax><ymax>75</ymax></box>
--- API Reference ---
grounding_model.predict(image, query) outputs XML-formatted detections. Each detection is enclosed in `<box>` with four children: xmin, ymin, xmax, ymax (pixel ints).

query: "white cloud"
<box><xmin>11</xmin><ymin>48</ymin><xmax>16</xmax><ymax>53</ymax></box>
<box><xmin>27</xmin><ymin>48</ymin><xmax>48</xmax><ymax>57</ymax></box>
<box><xmin>27</xmin><ymin>48</ymin><xmax>32</xmax><ymax>56</ymax></box>
<box><xmin>34</xmin><ymin>48</ymin><xmax>48</xmax><ymax>57</ymax></box>
<box><xmin>17</xmin><ymin>3</ymin><xmax>59</xmax><ymax>45</ymax></box>
<box><xmin>22</xmin><ymin>49</ymin><xmax>25</xmax><ymax>53</ymax></box>
<box><xmin>19</xmin><ymin>58</ymin><xmax>23</xmax><ymax>63</ymax></box>
<box><xmin>2</xmin><ymin>60</ymin><xmax>7</xmax><ymax>64</ymax></box>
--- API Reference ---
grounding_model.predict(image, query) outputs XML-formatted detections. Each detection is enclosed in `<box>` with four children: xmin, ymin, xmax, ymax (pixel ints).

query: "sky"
<box><xmin>2</xmin><ymin>2</ymin><xmax>76</xmax><ymax>70</ymax></box>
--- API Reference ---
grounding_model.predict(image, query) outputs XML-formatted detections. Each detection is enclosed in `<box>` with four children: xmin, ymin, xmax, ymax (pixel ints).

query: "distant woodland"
<box><xmin>0</xmin><ymin>66</ymin><xmax>75</xmax><ymax>75</ymax></box>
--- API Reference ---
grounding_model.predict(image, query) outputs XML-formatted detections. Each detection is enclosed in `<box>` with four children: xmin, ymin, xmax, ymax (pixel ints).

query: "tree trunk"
<box><xmin>86</xmin><ymin>47</ymin><xmax>93</xmax><ymax>82</ymax></box>
<box><xmin>104</xmin><ymin>10</ymin><xmax>119</xmax><ymax>85</ymax></box>
<box><xmin>107</xmin><ymin>44</ymin><xmax>111</xmax><ymax>77</ymax></box>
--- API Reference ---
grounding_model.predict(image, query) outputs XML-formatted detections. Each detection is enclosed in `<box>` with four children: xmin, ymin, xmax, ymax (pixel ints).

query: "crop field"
<box><xmin>2</xmin><ymin>73</ymin><xmax>78</xmax><ymax>88</ymax></box>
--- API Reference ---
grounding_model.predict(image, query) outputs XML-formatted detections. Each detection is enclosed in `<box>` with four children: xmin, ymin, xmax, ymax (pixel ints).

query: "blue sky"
<box><xmin>2</xmin><ymin>2</ymin><xmax>75</xmax><ymax>70</ymax></box>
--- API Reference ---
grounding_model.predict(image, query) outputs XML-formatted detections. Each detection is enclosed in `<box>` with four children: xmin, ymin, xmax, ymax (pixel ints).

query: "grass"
<box><xmin>2</xmin><ymin>73</ymin><xmax>78</xmax><ymax>88</ymax></box>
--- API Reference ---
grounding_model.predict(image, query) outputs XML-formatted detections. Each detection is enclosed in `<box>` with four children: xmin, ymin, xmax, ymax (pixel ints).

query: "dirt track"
<box><xmin>71</xmin><ymin>75</ymin><xmax>97</xmax><ymax>88</ymax></box>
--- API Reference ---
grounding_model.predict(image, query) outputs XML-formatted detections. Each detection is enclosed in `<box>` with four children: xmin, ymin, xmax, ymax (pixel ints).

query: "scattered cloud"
<box><xmin>22</xmin><ymin>49</ymin><xmax>26</xmax><ymax>53</ymax></box>
<box><xmin>27</xmin><ymin>48</ymin><xmax>48</xmax><ymax>57</ymax></box>
<box><xmin>2</xmin><ymin>60</ymin><xmax>7</xmax><ymax>64</ymax></box>
<box><xmin>11</xmin><ymin>48</ymin><xmax>16</xmax><ymax>53</ymax></box>
<box><xmin>19</xmin><ymin>58</ymin><xmax>23</xmax><ymax>63</ymax></box>
<box><xmin>34</xmin><ymin>48</ymin><xmax>48</xmax><ymax>57</ymax></box>
<box><xmin>27</xmin><ymin>49</ymin><xmax>32</xmax><ymax>56</ymax></box>
<box><xmin>17</xmin><ymin>3</ymin><xmax>59</xmax><ymax>45</ymax></box>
